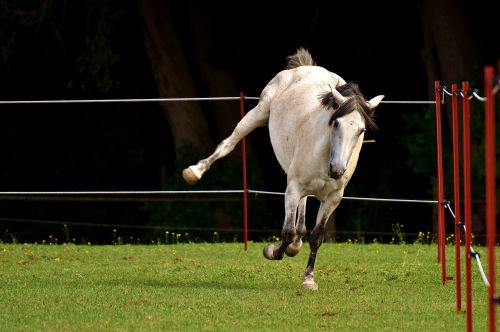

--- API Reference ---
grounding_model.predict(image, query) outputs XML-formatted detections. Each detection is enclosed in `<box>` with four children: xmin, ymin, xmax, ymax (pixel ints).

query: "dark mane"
<box><xmin>318</xmin><ymin>83</ymin><xmax>377</xmax><ymax>131</ymax></box>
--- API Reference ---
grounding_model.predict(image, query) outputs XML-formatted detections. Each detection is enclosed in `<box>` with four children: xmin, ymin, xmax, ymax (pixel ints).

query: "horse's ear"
<box><xmin>331</xmin><ymin>89</ymin><xmax>347</xmax><ymax>109</ymax></box>
<box><xmin>331</xmin><ymin>88</ymin><xmax>347</xmax><ymax>106</ymax></box>
<box><xmin>318</xmin><ymin>88</ymin><xmax>347</xmax><ymax>110</ymax></box>
<box><xmin>367</xmin><ymin>95</ymin><xmax>384</xmax><ymax>109</ymax></box>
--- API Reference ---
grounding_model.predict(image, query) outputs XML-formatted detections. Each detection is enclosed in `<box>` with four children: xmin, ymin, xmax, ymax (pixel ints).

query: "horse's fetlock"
<box><xmin>199</xmin><ymin>159</ymin><xmax>211</xmax><ymax>169</ymax></box>
<box><xmin>281</xmin><ymin>229</ymin><xmax>296</xmax><ymax>242</ymax></box>
<box><xmin>297</xmin><ymin>227</ymin><xmax>307</xmax><ymax>238</ymax></box>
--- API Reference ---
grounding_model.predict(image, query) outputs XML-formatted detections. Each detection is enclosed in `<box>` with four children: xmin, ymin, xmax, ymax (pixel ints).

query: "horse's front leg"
<box><xmin>263</xmin><ymin>189</ymin><xmax>300</xmax><ymax>260</ymax></box>
<box><xmin>285</xmin><ymin>196</ymin><xmax>308</xmax><ymax>257</ymax></box>
<box><xmin>302</xmin><ymin>198</ymin><xmax>340</xmax><ymax>290</ymax></box>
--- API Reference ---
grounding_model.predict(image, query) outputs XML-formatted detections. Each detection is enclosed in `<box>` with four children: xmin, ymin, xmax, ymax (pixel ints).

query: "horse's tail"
<box><xmin>286</xmin><ymin>47</ymin><xmax>316</xmax><ymax>69</ymax></box>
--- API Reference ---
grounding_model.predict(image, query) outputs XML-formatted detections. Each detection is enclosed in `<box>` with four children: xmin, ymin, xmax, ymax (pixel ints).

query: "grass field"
<box><xmin>0</xmin><ymin>242</ymin><xmax>498</xmax><ymax>331</ymax></box>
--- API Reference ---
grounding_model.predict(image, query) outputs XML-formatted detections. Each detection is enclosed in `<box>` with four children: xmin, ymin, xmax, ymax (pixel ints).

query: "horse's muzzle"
<box><xmin>328</xmin><ymin>163</ymin><xmax>346</xmax><ymax>179</ymax></box>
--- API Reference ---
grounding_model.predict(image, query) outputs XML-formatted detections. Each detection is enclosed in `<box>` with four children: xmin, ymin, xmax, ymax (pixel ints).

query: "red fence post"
<box><xmin>451</xmin><ymin>83</ymin><xmax>461</xmax><ymax>309</ymax></box>
<box><xmin>240</xmin><ymin>92</ymin><xmax>249</xmax><ymax>252</ymax></box>
<box><xmin>435</xmin><ymin>81</ymin><xmax>447</xmax><ymax>283</ymax></box>
<box><xmin>462</xmin><ymin>81</ymin><xmax>473</xmax><ymax>332</ymax></box>
<box><xmin>484</xmin><ymin>66</ymin><xmax>496</xmax><ymax>332</ymax></box>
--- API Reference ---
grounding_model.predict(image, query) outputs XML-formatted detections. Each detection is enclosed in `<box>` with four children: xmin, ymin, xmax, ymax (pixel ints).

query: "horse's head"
<box><xmin>319</xmin><ymin>83</ymin><xmax>384</xmax><ymax>179</ymax></box>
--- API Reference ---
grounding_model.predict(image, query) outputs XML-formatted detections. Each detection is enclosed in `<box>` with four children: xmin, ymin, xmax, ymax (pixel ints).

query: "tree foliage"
<box><xmin>0</xmin><ymin>0</ymin><xmax>498</xmax><ymax>243</ymax></box>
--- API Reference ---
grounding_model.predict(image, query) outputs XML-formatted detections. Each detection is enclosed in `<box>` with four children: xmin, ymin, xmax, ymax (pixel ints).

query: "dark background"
<box><xmin>0</xmin><ymin>0</ymin><xmax>498</xmax><ymax>244</ymax></box>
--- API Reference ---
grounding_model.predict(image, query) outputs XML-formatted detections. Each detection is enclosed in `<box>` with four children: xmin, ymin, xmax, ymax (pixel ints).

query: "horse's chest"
<box><xmin>269</xmin><ymin>111</ymin><xmax>324</xmax><ymax>173</ymax></box>
<box><xmin>300</xmin><ymin>172</ymin><xmax>343</xmax><ymax>196</ymax></box>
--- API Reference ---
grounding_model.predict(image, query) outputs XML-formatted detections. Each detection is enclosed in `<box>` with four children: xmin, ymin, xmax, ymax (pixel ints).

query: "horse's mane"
<box><xmin>286</xmin><ymin>48</ymin><xmax>316</xmax><ymax>69</ymax></box>
<box><xmin>286</xmin><ymin>48</ymin><xmax>376</xmax><ymax>131</ymax></box>
<box><xmin>319</xmin><ymin>83</ymin><xmax>378</xmax><ymax>131</ymax></box>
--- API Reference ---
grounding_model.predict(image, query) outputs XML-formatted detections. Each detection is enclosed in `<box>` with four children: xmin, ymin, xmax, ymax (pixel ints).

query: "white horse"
<box><xmin>182</xmin><ymin>48</ymin><xmax>384</xmax><ymax>290</ymax></box>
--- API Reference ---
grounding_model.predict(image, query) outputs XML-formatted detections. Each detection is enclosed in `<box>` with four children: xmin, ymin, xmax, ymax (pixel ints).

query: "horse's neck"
<box><xmin>342</xmin><ymin>136</ymin><xmax>364</xmax><ymax>184</ymax></box>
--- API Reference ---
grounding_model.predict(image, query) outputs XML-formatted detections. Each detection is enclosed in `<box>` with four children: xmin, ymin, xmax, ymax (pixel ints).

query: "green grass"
<box><xmin>0</xmin><ymin>242</ymin><xmax>498</xmax><ymax>331</ymax></box>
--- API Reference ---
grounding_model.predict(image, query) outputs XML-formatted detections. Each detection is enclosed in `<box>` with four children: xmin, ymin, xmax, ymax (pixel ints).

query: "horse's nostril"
<box><xmin>328</xmin><ymin>163</ymin><xmax>345</xmax><ymax>179</ymax></box>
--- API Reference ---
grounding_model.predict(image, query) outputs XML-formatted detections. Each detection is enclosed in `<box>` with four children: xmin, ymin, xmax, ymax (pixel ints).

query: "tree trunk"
<box><xmin>137</xmin><ymin>0</ymin><xmax>212</xmax><ymax>161</ymax></box>
<box><xmin>419</xmin><ymin>0</ymin><xmax>487</xmax><ymax>236</ymax></box>
<box><xmin>187</xmin><ymin>3</ymin><xmax>242</xmax><ymax>141</ymax></box>
<box><xmin>137</xmin><ymin>0</ymin><xmax>243</xmax><ymax>230</ymax></box>
<box><xmin>419</xmin><ymin>0</ymin><xmax>480</xmax><ymax>87</ymax></box>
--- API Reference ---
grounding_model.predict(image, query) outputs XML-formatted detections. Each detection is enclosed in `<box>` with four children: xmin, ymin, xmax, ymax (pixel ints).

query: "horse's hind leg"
<box><xmin>182</xmin><ymin>102</ymin><xmax>269</xmax><ymax>185</ymax></box>
<box><xmin>285</xmin><ymin>196</ymin><xmax>307</xmax><ymax>257</ymax></box>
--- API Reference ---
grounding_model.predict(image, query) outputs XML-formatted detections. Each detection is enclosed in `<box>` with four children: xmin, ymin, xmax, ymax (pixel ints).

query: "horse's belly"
<box><xmin>268</xmin><ymin>116</ymin><xmax>297</xmax><ymax>173</ymax></box>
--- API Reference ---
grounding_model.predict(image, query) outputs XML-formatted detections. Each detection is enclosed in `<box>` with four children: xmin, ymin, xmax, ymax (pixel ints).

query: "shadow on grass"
<box><xmin>96</xmin><ymin>278</ymin><xmax>280</xmax><ymax>291</ymax></box>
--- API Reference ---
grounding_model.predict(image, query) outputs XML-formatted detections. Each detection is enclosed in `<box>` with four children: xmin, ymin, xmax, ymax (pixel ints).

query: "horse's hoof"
<box><xmin>263</xmin><ymin>244</ymin><xmax>277</xmax><ymax>260</ymax></box>
<box><xmin>301</xmin><ymin>280</ymin><xmax>318</xmax><ymax>291</ymax></box>
<box><xmin>285</xmin><ymin>241</ymin><xmax>302</xmax><ymax>257</ymax></box>
<box><xmin>182</xmin><ymin>166</ymin><xmax>201</xmax><ymax>185</ymax></box>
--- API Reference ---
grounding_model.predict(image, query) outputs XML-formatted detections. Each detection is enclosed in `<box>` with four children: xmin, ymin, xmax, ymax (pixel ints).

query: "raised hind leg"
<box><xmin>182</xmin><ymin>102</ymin><xmax>269</xmax><ymax>185</ymax></box>
<box><xmin>302</xmin><ymin>197</ymin><xmax>341</xmax><ymax>290</ymax></box>
<box><xmin>285</xmin><ymin>196</ymin><xmax>308</xmax><ymax>257</ymax></box>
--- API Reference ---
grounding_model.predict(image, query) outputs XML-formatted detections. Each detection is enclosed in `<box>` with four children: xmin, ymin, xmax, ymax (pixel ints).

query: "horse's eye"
<box><xmin>333</xmin><ymin>120</ymin><xmax>339</xmax><ymax>128</ymax></box>
<box><xmin>359</xmin><ymin>128</ymin><xmax>366</xmax><ymax>136</ymax></box>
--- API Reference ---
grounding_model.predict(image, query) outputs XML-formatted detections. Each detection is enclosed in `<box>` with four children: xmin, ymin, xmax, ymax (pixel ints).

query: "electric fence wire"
<box><xmin>444</xmin><ymin>201</ymin><xmax>490</xmax><ymax>288</ymax></box>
